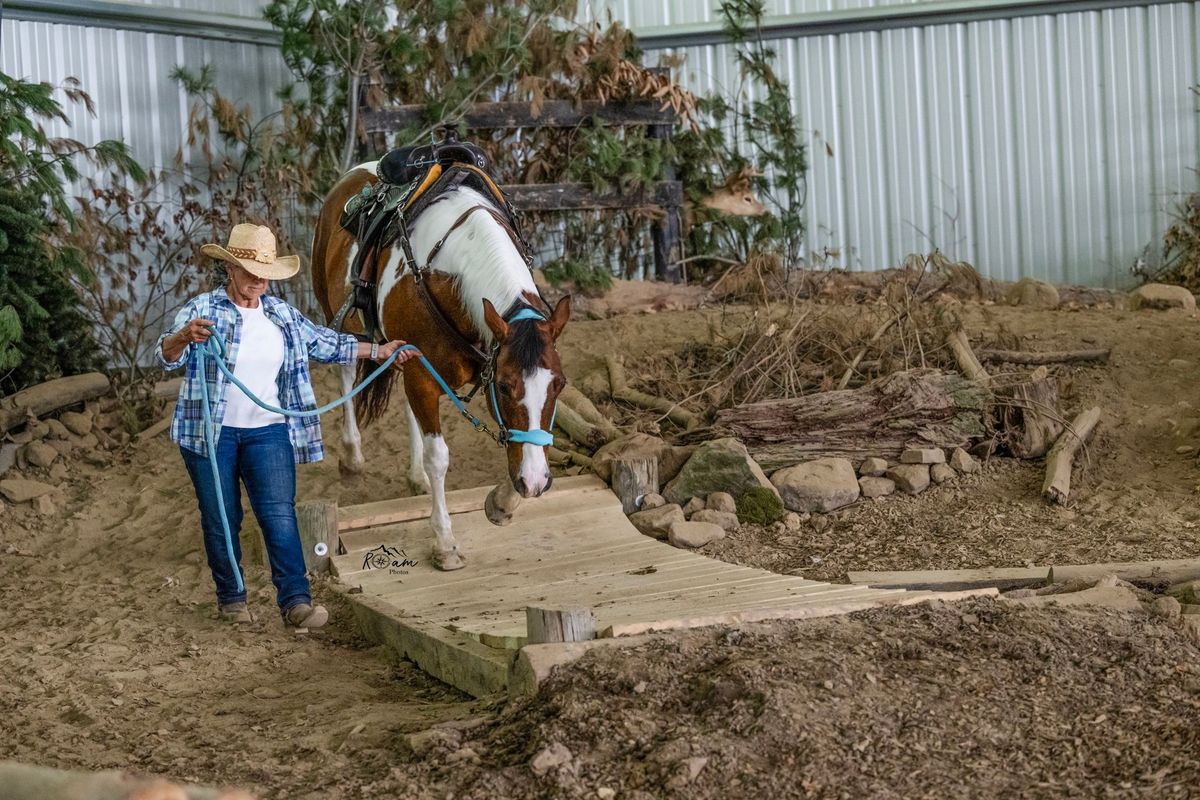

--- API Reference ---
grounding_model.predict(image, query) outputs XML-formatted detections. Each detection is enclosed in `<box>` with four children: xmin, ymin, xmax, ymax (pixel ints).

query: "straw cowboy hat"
<box><xmin>200</xmin><ymin>223</ymin><xmax>300</xmax><ymax>280</ymax></box>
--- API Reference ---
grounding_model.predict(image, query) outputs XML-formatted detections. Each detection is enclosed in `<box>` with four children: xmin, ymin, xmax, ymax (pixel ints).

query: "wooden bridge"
<box><xmin>328</xmin><ymin>475</ymin><xmax>988</xmax><ymax>696</ymax></box>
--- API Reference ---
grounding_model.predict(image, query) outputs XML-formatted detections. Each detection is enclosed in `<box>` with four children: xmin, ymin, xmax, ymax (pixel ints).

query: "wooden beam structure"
<box><xmin>362</xmin><ymin>99</ymin><xmax>675</xmax><ymax>133</ymax></box>
<box><xmin>848</xmin><ymin>558</ymin><xmax>1200</xmax><ymax>591</ymax></box>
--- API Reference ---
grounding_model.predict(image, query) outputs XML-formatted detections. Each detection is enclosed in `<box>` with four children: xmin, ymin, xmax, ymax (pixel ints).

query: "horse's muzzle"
<box><xmin>513</xmin><ymin>474</ymin><xmax>552</xmax><ymax>498</ymax></box>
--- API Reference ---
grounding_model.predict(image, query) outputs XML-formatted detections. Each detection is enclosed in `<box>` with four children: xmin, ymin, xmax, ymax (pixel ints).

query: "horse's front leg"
<box><xmin>403</xmin><ymin>399</ymin><xmax>431</xmax><ymax>495</ymax></box>
<box><xmin>406</xmin><ymin>373</ymin><xmax>466</xmax><ymax>571</ymax></box>
<box><xmin>339</xmin><ymin>362</ymin><xmax>366</xmax><ymax>475</ymax></box>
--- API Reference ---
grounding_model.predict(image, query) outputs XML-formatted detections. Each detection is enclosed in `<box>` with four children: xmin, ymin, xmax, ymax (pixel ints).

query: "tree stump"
<box><xmin>525</xmin><ymin>606</ymin><xmax>597</xmax><ymax>644</ymax></box>
<box><xmin>296</xmin><ymin>500</ymin><xmax>338</xmax><ymax>574</ymax></box>
<box><xmin>999</xmin><ymin>366</ymin><xmax>1064</xmax><ymax>458</ymax></box>
<box><xmin>611</xmin><ymin>457</ymin><xmax>659</xmax><ymax>514</ymax></box>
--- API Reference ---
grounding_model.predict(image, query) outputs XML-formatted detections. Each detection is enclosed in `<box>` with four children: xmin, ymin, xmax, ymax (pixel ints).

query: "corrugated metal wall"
<box><xmin>583</xmin><ymin>0</ymin><xmax>1200</xmax><ymax>287</ymax></box>
<box><xmin>0</xmin><ymin>2</ymin><xmax>287</xmax><ymax>184</ymax></box>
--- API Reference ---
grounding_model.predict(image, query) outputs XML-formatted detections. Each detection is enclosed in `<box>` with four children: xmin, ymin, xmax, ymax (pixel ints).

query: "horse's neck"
<box><xmin>410</xmin><ymin>188</ymin><xmax>535</xmax><ymax>343</ymax></box>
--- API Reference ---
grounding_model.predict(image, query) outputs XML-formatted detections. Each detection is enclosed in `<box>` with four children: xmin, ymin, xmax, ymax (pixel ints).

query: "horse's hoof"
<box><xmin>433</xmin><ymin>547</ymin><xmax>467</xmax><ymax>571</ymax></box>
<box><xmin>406</xmin><ymin>475</ymin><xmax>430</xmax><ymax>496</ymax></box>
<box><xmin>484</xmin><ymin>488</ymin><xmax>513</xmax><ymax>527</ymax></box>
<box><xmin>339</xmin><ymin>456</ymin><xmax>365</xmax><ymax>477</ymax></box>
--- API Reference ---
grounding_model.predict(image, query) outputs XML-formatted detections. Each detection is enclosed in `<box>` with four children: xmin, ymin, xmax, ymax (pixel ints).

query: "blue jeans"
<box><xmin>181</xmin><ymin>423</ymin><xmax>311</xmax><ymax>616</ymax></box>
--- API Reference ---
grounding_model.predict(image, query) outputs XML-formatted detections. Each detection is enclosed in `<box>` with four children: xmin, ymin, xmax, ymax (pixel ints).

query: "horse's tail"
<box><xmin>354</xmin><ymin>356</ymin><xmax>399</xmax><ymax>427</ymax></box>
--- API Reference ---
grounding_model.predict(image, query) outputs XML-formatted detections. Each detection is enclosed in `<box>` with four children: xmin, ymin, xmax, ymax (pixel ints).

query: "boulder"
<box><xmin>858</xmin><ymin>457</ymin><xmax>888</xmax><ymax>477</ymax></box>
<box><xmin>667</xmin><ymin>520</ymin><xmax>725</xmax><ymax>549</ymax></box>
<box><xmin>770</xmin><ymin>457</ymin><xmax>860</xmax><ymax>513</ymax></box>
<box><xmin>47</xmin><ymin>439</ymin><xmax>74</xmax><ymax>457</ymax></box>
<box><xmin>949</xmin><ymin>447</ymin><xmax>978</xmax><ymax>474</ymax></box>
<box><xmin>706</xmin><ymin>491</ymin><xmax>736</xmax><ymax>513</ymax></box>
<box><xmin>689</xmin><ymin>509</ymin><xmax>740</xmax><ymax>532</ymax></box>
<box><xmin>1007</xmin><ymin>278</ymin><xmax>1060</xmax><ymax>309</ymax></box>
<box><xmin>662</xmin><ymin>438</ymin><xmax>777</xmax><ymax>505</ymax></box>
<box><xmin>628</xmin><ymin>504</ymin><xmax>685</xmax><ymax>540</ymax></box>
<box><xmin>60</xmin><ymin>411</ymin><xmax>93</xmax><ymax>436</ymax></box>
<box><xmin>25</xmin><ymin>419</ymin><xmax>49</xmax><ymax>440</ymax></box>
<box><xmin>858</xmin><ymin>476</ymin><xmax>895</xmax><ymax>499</ymax></box>
<box><xmin>886</xmin><ymin>464</ymin><xmax>930</xmax><ymax>495</ymax></box>
<box><xmin>1150</xmin><ymin>596</ymin><xmax>1182</xmax><ymax>620</ymax></box>
<box><xmin>1005</xmin><ymin>585</ymin><xmax>1144</xmax><ymax>613</ymax></box>
<box><xmin>45</xmin><ymin>418</ymin><xmax>70</xmax><ymax>439</ymax></box>
<box><xmin>22</xmin><ymin>441</ymin><xmax>58</xmax><ymax>469</ymax></box>
<box><xmin>592</xmin><ymin>433</ymin><xmax>692</xmax><ymax>484</ymax></box>
<box><xmin>682</xmin><ymin>496</ymin><xmax>707</xmax><ymax>516</ymax></box>
<box><xmin>640</xmin><ymin>492</ymin><xmax>666</xmax><ymax>511</ymax></box>
<box><xmin>1129</xmin><ymin>283</ymin><xmax>1196</xmax><ymax>312</ymax></box>
<box><xmin>900</xmin><ymin>448</ymin><xmax>945</xmax><ymax>464</ymax></box>
<box><xmin>930</xmin><ymin>463</ymin><xmax>956</xmax><ymax>484</ymax></box>
<box><xmin>0</xmin><ymin>478</ymin><xmax>57</xmax><ymax>503</ymax></box>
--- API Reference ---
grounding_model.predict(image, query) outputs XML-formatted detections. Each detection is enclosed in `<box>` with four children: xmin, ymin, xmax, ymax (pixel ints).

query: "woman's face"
<box><xmin>226</xmin><ymin>263</ymin><xmax>269</xmax><ymax>304</ymax></box>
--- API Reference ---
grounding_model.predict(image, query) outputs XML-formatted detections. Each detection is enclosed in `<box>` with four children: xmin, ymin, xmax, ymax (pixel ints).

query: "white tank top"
<box><xmin>223</xmin><ymin>303</ymin><xmax>286</xmax><ymax>428</ymax></box>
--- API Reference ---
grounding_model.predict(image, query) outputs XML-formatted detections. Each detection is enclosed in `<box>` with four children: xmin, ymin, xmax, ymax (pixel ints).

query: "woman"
<box><xmin>157</xmin><ymin>223</ymin><xmax>418</xmax><ymax>628</ymax></box>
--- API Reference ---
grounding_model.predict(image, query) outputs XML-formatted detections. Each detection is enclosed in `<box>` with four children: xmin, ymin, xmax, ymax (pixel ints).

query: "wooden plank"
<box><xmin>332</xmin><ymin>584</ymin><xmax>512</xmax><ymax>698</ymax></box>
<box><xmin>526</xmin><ymin>607</ymin><xmax>597</xmax><ymax>644</ymax></box>
<box><xmin>337</xmin><ymin>474</ymin><xmax>607</xmax><ymax>532</ymax></box>
<box><xmin>847</xmin><ymin>560</ymin><xmax>1200</xmax><ymax>591</ymax></box>
<box><xmin>361</xmin><ymin>99</ymin><xmax>675</xmax><ymax>133</ymax></box>
<box><xmin>504</xmin><ymin>181</ymin><xmax>683</xmax><ymax>212</ymax></box>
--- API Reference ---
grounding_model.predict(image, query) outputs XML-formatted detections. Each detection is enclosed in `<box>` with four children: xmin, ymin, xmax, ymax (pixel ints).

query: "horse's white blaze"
<box><xmin>518</xmin><ymin>367</ymin><xmax>553</xmax><ymax>495</ymax></box>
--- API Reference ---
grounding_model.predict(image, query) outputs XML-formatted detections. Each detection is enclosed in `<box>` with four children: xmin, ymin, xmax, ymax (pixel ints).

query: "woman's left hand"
<box><xmin>379</xmin><ymin>340</ymin><xmax>420</xmax><ymax>365</ymax></box>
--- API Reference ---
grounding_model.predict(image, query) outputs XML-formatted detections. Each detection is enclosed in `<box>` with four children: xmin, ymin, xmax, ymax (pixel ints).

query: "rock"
<box><xmin>1168</xmin><ymin>580</ymin><xmax>1200</xmax><ymax>605</ymax></box>
<box><xmin>1169</xmin><ymin>358</ymin><xmax>1194</xmax><ymax>369</ymax></box>
<box><xmin>47</xmin><ymin>439</ymin><xmax>74</xmax><ymax>457</ymax></box>
<box><xmin>0</xmin><ymin>443</ymin><xmax>19</xmax><ymax>477</ymax></box>
<box><xmin>404</xmin><ymin>728</ymin><xmax>461</xmax><ymax>758</ymax></box>
<box><xmin>0</xmin><ymin>478</ymin><xmax>56</xmax><ymax>503</ymax></box>
<box><xmin>682</xmin><ymin>496</ymin><xmax>707</xmax><ymax>516</ymax></box>
<box><xmin>530</xmin><ymin>742</ymin><xmax>573</xmax><ymax>776</ymax></box>
<box><xmin>949</xmin><ymin>447</ymin><xmax>978</xmax><ymax>474</ymax></box>
<box><xmin>60</xmin><ymin>410</ymin><xmax>93</xmax><ymax>436</ymax></box>
<box><xmin>858</xmin><ymin>476</ymin><xmax>895</xmax><ymax>499</ymax></box>
<box><xmin>1005</xmin><ymin>585</ymin><xmax>1144</xmax><ymax>613</ymax></box>
<box><xmin>45</xmin><ymin>418</ymin><xmax>70</xmax><ymax>439</ymax></box>
<box><xmin>689</xmin><ymin>508</ymin><xmax>740</xmax><ymax>532</ymax></box>
<box><xmin>640</xmin><ymin>492</ymin><xmax>666</xmax><ymax>510</ymax></box>
<box><xmin>706</xmin><ymin>491</ymin><xmax>736</xmax><ymax>513</ymax></box>
<box><xmin>22</xmin><ymin>441</ymin><xmax>58</xmax><ymax>469</ymax></box>
<box><xmin>1007</xmin><ymin>277</ymin><xmax>1060</xmax><ymax>309</ymax></box>
<box><xmin>662</xmin><ymin>438</ymin><xmax>777</xmax><ymax>506</ymax></box>
<box><xmin>770</xmin><ymin>457</ymin><xmax>860</xmax><ymax>513</ymax></box>
<box><xmin>628</xmin><ymin>503</ymin><xmax>685</xmax><ymax>540</ymax></box>
<box><xmin>597</xmin><ymin>789</ymin><xmax>616</xmax><ymax>800</ymax></box>
<box><xmin>900</xmin><ymin>448</ymin><xmax>945</xmax><ymax>464</ymax></box>
<box><xmin>1150</xmin><ymin>596</ymin><xmax>1182</xmax><ymax>620</ymax></box>
<box><xmin>73</xmin><ymin>433</ymin><xmax>99</xmax><ymax>451</ymax></box>
<box><xmin>251</xmin><ymin>686</ymin><xmax>281</xmax><ymax>699</ymax></box>
<box><xmin>782</xmin><ymin>512</ymin><xmax>802</xmax><ymax>531</ymax></box>
<box><xmin>25</xmin><ymin>419</ymin><xmax>50</xmax><ymax>440</ymax></box>
<box><xmin>1129</xmin><ymin>283</ymin><xmax>1196</xmax><ymax>311</ymax></box>
<box><xmin>592</xmin><ymin>433</ymin><xmax>692</xmax><ymax>483</ymax></box>
<box><xmin>33</xmin><ymin>494</ymin><xmax>56</xmax><ymax>516</ymax></box>
<box><xmin>858</xmin><ymin>457</ymin><xmax>888</xmax><ymax>477</ymax></box>
<box><xmin>930</xmin><ymin>463</ymin><xmax>956</xmax><ymax>484</ymax></box>
<box><xmin>668</xmin><ymin>520</ymin><xmax>725</xmax><ymax>549</ymax></box>
<box><xmin>886</xmin><ymin>464</ymin><xmax>930</xmax><ymax>495</ymax></box>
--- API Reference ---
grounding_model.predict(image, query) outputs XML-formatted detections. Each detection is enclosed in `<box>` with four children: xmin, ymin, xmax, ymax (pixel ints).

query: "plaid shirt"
<box><xmin>156</xmin><ymin>289</ymin><xmax>357</xmax><ymax>464</ymax></box>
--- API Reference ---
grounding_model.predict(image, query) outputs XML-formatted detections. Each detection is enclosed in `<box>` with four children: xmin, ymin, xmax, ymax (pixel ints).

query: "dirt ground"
<box><xmin>2</xmin><ymin>296</ymin><xmax>1200</xmax><ymax>798</ymax></box>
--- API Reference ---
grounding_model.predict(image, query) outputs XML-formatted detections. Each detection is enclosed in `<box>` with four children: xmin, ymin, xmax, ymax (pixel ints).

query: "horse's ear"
<box><xmin>547</xmin><ymin>295</ymin><xmax>571</xmax><ymax>341</ymax></box>
<box><xmin>482</xmin><ymin>299</ymin><xmax>509</xmax><ymax>341</ymax></box>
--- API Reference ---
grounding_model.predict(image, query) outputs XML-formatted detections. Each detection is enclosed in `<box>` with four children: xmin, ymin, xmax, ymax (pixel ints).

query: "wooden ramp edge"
<box><xmin>848</xmin><ymin>559</ymin><xmax>1200</xmax><ymax>591</ymax></box>
<box><xmin>332</xmin><ymin>475</ymin><xmax>994</xmax><ymax>697</ymax></box>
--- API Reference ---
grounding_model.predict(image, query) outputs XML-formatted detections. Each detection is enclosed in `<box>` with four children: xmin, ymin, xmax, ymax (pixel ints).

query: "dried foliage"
<box><xmin>636</xmin><ymin>253</ymin><xmax>982</xmax><ymax>412</ymax></box>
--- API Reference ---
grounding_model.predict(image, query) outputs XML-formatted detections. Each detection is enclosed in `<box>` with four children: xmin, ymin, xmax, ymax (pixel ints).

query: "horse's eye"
<box><xmin>497</xmin><ymin>384</ymin><xmax>512</xmax><ymax>398</ymax></box>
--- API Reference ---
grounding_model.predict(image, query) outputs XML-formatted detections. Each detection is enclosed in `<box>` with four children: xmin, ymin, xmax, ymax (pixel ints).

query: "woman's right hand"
<box><xmin>179</xmin><ymin>318</ymin><xmax>216</xmax><ymax>345</ymax></box>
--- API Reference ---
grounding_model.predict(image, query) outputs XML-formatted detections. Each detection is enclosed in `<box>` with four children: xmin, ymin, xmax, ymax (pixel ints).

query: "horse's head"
<box><xmin>482</xmin><ymin>295</ymin><xmax>571</xmax><ymax>498</ymax></box>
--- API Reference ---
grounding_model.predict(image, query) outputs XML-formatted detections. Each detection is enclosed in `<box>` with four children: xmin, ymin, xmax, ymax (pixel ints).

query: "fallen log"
<box><xmin>0</xmin><ymin>372</ymin><xmax>111</xmax><ymax>433</ymax></box>
<box><xmin>548</xmin><ymin>445</ymin><xmax>594</xmax><ymax>469</ymax></box>
<box><xmin>848</xmin><ymin>556</ymin><xmax>1199</xmax><ymax>591</ymax></box>
<box><xmin>946</xmin><ymin>327</ymin><xmax>990</xmax><ymax>385</ymax></box>
<box><xmin>979</xmin><ymin>348</ymin><xmax>1110</xmax><ymax>366</ymax></box>
<box><xmin>1042</xmin><ymin>406</ymin><xmax>1102</xmax><ymax>505</ymax></box>
<box><xmin>560</xmin><ymin>384</ymin><xmax>620</xmax><ymax>442</ymax></box>
<box><xmin>605</xmin><ymin>355</ymin><xmax>698</xmax><ymax>430</ymax></box>
<box><xmin>682</xmin><ymin>369</ymin><xmax>988</xmax><ymax>469</ymax></box>
<box><xmin>552</xmin><ymin>402</ymin><xmax>608</xmax><ymax>450</ymax></box>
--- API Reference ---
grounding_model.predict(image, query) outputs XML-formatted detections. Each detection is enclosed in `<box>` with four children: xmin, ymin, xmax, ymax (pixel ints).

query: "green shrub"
<box><xmin>736</xmin><ymin>486</ymin><xmax>784</xmax><ymax>525</ymax></box>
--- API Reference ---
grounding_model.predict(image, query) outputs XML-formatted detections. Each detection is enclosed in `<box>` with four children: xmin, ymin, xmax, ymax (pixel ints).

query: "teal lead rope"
<box><xmin>191</xmin><ymin>308</ymin><xmax>557</xmax><ymax>594</ymax></box>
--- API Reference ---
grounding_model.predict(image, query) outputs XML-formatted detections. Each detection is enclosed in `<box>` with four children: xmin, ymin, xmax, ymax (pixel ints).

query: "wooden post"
<box><xmin>611</xmin><ymin>457</ymin><xmax>659</xmax><ymax>514</ymax></box>
<box><xmin>525</xmin><ymin>606</ymin><xmax>597</xmax><ymax>644</ymax></box>
<box><xmin>648</xmin><ymin>69</ymin><xmax>682</xmax><ymax>284</ymax></box>
<box><xmin>296</xmin><ymin>500</ymin><xmax>339</xmax><ymax>574</ymax></box>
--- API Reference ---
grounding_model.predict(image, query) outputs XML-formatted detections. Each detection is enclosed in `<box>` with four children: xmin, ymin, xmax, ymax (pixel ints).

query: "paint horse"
<box><xmin>311</xmin><ymin>161</ymin><xmax>570</xmax><ymax>571</ymax></box>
